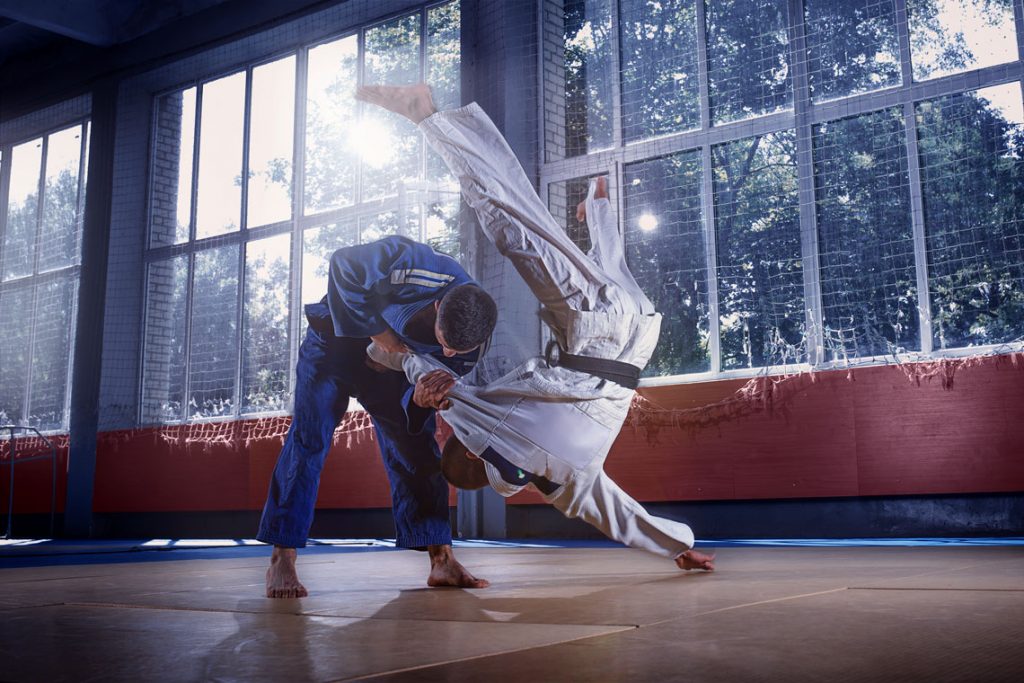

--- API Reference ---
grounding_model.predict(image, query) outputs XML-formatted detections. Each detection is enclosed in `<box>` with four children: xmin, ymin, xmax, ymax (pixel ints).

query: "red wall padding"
<box><xmin>3</xmin><ymin>355</ymin><xmax>1023</xmax><ymax>515</ymax></box>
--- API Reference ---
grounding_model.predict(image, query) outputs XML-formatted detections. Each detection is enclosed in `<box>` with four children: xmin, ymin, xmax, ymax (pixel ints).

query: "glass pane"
<box><xmin>543</xmin><ymin>0</ymin><xmax>614</xmax><ymax>160</ymax></box>
<box><xmin>813</xmin><ymin>108</ymin><xmax>918</xmax><ymax>360</ymax></box>
<box><xmin>189</xmin><ymin>245</ymin><xmax>239</xmax><ymax>418</ymax></box>
<box><xmin>427</xmin><ymin>1</ymin><xmax>462</xmax><ymax>112</ymax></box>
<box><xmin>141</xmin><ymin>256</ymin><xmax>189</xmax><ymax>423</ymax></box>
<box><xmin>548</xmin><ymin>176</ymin><xmax>594</xmax><ymax>254</ymax></box>
<box><xmin>713</xmin><ymin>132</ymin><xmax>804</xmax><ymax>370</ymax></box>
<box><xmin>150</xmin><ymin>88</ymin><xmax>195</xmax><ymax>248</ymax></box>
<box><xmin>243</xmin><ymin>233</ymin><xmax>291</xmax><ymax>414</ymax></box>
<box><xmin>909</xmin><ymin>0</ymin><xmax>1018</xmax><ymax>81</ymax></box>
<box><xmin>804</xmin><ymin>0</ymin><xmax>901</xmax><ymax>102</ymax></box>
<box><xmin>426</xmin><ymin>1</ymin><xmax>462</xmax><ymax>184</ymax></box>
<box><xmin>195</xmin><ymin>72</ymin><xmax>245</xmax><ymax>239</ymax></box>
<box><xmin>706</xmin><ymin>0</ymin><xmax>793</xmax><ymax>125</ymax></box>
<box><xmin>917</xmin><ymin>83</ymin><xmax>1024</xmax><ymax>349</ymax></box>
<box><xmin>38</xmin><ymin>125</ymin><xmax>83</xmax><ymax>271</ymax></box>
<box><xmin>624</xmin><ymin>150</ymin><xmax>709</xmax><ymax>375</ymax></box>
<box><xmin>28</xmin><ymin>276</ymin><xmax>76</xmax><ymax>430</ymax></box>
<box><xmin>362</xmin><ymin>14</ymin><xmax>423</xmax><ymax>200</ymax></box>
<box><xmin>305</xmin><ymin>35</ymin><xmax>359</xmax><ymax>214</ymax></box>
<box><xmin>0</xmin><ymin>286</ymin><xmax>32</xmax><ymax>425</ymax></box>
<box><xmin>360</xmin><ymin>209</ymin><xmax>416</xmax><ymax>243</ymax></box>
<box><xmin>3</xmin><ymin>138</ymin><xmax>42</xmax><ymax>281</ymax></box>
<box><xmin>423</xmin><ymin>192</ymin><xmax>462</xmax><ymax>258</ymax></box>
<box><xmin>302</xmin><ymin>221</ymin><xmax>358</xmax><ymax>306</ymax></box>
<box><xmin>620</xmin><ymin>0</ymin><xmax>700</xmax><ymax>141</ymax></box>
<box><xmin>248</xmin><ymin>56</ymin><xmax>295</xmax><ymax>228</ymax></box>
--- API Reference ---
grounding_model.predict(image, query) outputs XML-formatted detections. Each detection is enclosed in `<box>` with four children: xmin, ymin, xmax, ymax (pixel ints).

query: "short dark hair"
<box><xmin>441</xmin><ymin>436</ymin><xmax>489</xmax><ymax>490</ymax></box>
<box><xmin>437</xmin><ymin>284</ymin><xmax>497</xmax><ymax>352</ymax></box>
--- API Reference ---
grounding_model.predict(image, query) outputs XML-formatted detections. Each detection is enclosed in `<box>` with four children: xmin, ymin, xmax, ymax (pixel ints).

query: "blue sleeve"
<box><xmin>325</xmin><ymin>237</ymin><xmax>419</xmax><ymax>338</ymax></box>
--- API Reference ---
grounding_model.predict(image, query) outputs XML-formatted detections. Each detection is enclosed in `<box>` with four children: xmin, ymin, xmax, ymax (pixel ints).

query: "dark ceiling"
<box><xmin>0</xmin><ymin>0</ymin><xmax>334</xmax><ymax>119</ymax></box>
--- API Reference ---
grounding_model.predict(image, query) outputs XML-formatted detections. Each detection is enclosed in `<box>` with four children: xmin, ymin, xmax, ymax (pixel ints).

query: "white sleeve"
<box><xmin>549</xmin><ymin>470</ymin><xmax>695</xmax><ymax>559</ymax></box>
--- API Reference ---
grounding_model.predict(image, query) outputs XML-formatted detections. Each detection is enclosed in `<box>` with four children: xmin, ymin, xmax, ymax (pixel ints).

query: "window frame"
<box><xmin>139</xmin><ymin>1</ymin><xmax>462</xmax><ymax>426</ymax></box>
<box><xmin>538</xmin><ymin>0</ymin><xmax>1024</xmax><ymax>385</ymax></box>
<box><xmin>0</xmin><ymin>117</ymin><xmax>91</xmax><ymax>432</ymax></box>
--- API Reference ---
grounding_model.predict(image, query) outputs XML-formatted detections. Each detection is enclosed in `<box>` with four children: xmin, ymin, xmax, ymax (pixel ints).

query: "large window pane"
<box><xmin>814</xmin><ymin>108</ymin><xmax>918</xmax><ymax>360</ymax></box>
<box><xmin>243</xmin><ymin>234</ymin><xmax>291</xmax><ymax>414</ymax></box>
<box><xmin>426</xmin><ymin>1</ymin><xmax>463</xmax><ymax>184</ymax></box>
<box><xmin>305</xmin><ymin>36</ymin><xmax>359</xmax><ymax>214</ymax></box>
<box><xmin>917</xmin><ymin>83</ymin><xmax>1024</xmax><ymax>349</ymax></box>
<box><xmin>362</xmin><ymin>14</ymin><xmax>423</xmax><ymax>200</ymax></box>
<box><xmin>0</xmin><ymin>286</ymin><xmax>32</xmax><ymax>425</ymax></box>
<box><xmin>360</xmin><ymin>209</ymin><xmax>416</xmax><ymax>243</ymax></box>
<box><xmin>543</xmin><ymin>0</ymin><xmax>614</xmax><ymax>160</ymax></box>
<box><xmin>620</xmin><ymin>0</ymin><xmax>700</xmax><ymax>142</ymax></box>
<box><xmin>141</xmin><ymin>256</ymin><xmax>189</xmax><ymax>423</ymax></box>
<box><xmin>713</xmin><ymin>132</ymin><xmax>804</xmax><ymax>369</ymax></box>
<box><xmin>195</xmin><ymin>72</ymin><xmax>245</xmax><ymax>239</ymax></box>
<box><xmin>706</xmin><ymin>0</ymin><xmax>792</xmax><ymax>124</ymax></box>
<box><xmin>804</xmin><ymin>0</ymin><xmax>901</xmax><ymax>102</ymax></box>
<box><xmin>247</xmin><ymin>57</ymin><xmax>295</xmax><ymax>228</ymax></box>
<box><xmin>3</xmin><ymin>138</ymin><xmax>42</xmax><ymax>281</ymax></box>
<box><xmin>302</xmin><ymin>221</ymin><xmax>358</xmax><ymax>306</ymax></box>
<box><xmin>908</xmin><ymin>0</ymin><xmax>1018</xmax><ymax>81</ymax></box>
<box><xmin>189</xmin><ymin>245</ymin><xmax>239</xmax><ymax>418</ymax></box>
<box><xmin>427</xmin><ymin>1</ymin><xmax>462</xmax><ymax>112</ymax></box>
<box><xmin>624</xmin><ymin>151</ymin><xmax>709</xmax><ymax>375</ymax></box>
<box><xmin>28</xmin><ymin>276</ymin><xmax>76</xmax><ymax>430</ymax></box>
<box><xmin>423</xmin><ymin>192</ymin><xmax>462</xmax><ymax>258</ymax></box>
<box><xmin>150</xmin><ymin>88</ymin><xmax>196</xmax><ymax>248</ymax></box>
<box><xmin>38</xmin><ymin>125</ymin><xmax>84</xmax><ymax>272</ymax></box>
<box><xmin>548</xmin><ymin>176</ymin><xmax>594</xmax><ymax>253</ymax></box>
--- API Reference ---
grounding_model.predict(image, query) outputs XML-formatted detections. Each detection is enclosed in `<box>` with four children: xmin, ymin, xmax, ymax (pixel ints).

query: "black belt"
<box><xmin>545</xmin><ymin>340</ymin><xmax>641</xmax><ymax>390</ymax></box>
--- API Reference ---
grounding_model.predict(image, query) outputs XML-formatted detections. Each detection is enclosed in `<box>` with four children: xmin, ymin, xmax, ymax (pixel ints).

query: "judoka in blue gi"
<box><xmin>258</xmin><ymin>236</ymin><xmax>497</xmax><ymax>598</ymax></box>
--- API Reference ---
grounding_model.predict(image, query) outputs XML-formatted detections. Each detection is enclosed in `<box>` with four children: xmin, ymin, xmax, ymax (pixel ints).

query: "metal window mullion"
<box><xmin>610</xmin><ymin>0</ymin><xmax>624</xmax><ymax>149</ymax></box>
<box><xmin>894</xmin><ymin>0</ymin><xmax>914</xmax><ymax>88</ymax></box>
<box><xmin>189</xmin><ymin>86</ymin><xmax>203</xmax><ymax>243</ymax></box>
<box><xmin>0</xmin><ymin>143</ymin><xmax>11</xmax><ymax>272</ymax></box>
<box><xmin>420</xmin><ymin>6</ymin><xmax>428</xmax><ymax>188</ymax></box>
<box><xmin>903</xmin><ymin>102</ymin><xmax>933</xmax><ymax>354</ymax></box>
<box><xmin>21</xmin><ymin>278</ymin><xmax>41</xmax><ymax>426</ymax></box>
<box><xmin>234</xmin><ymin>68</ymin><xmax>255</xmax><ymax>419</ymax></box>
<box><xmin>695</xmin><ymin>0</ymin><xmax>711</xmax><ymax>131</ymax></box>
<box><xmin>357</xmin><ymin>29</ymin><xmax>367</xmax><ymax>209</ymax></box>
<box><xmin>180</xmin><ymin>252</ymin><xmax>196</xmax><ymax>422</ymax></box>
<box><xmin>701</xmin><ymin>144</ymin><xmax>721</xmax><ymax>374</ymax></box>
<box><xmin>289</xmin><ymin>48</ymin><xmax>309</xmax><ymax>401</ymax></box>
<box><xmin>21</xmin><ymin>134</ymin><xmax>49</xmax><ymax>424</ymax></box>
<box><xmin>234</xmin><ymin>241</ymin><xmax>246</xmax><ymax>419</ymax></box>
<box><xmin>788</xmin><ymin>0</ymin><xmax>824</xmax><ymax>366</ymax></box>
<box><xmin>31</xmin><ymin>135</ymin><xmax>47</xmax><ymax>277</ymax></box>
<box><xmin>1016</xmin><ymin>0</ymin><xmax>1024</xmax><ymax>63</ymax></box>
<box><xmin>240</xmin><ymin>68</ymin><xmax>253</xmax><ymax>234</ymax></box>
<box><xmin>62</xmin><ymin>274</ymin><xmax>80</xmax><ymax>431</ymax></box>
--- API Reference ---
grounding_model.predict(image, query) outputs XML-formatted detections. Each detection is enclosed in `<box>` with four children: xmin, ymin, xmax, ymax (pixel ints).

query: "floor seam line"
<box><xmin>642</xmin><ymin>587</ymin><xmax>850</xmax><ymax>628</ymax></box>
<box><xmin>330</xmin><ymin>625</ymin><xmax>638</xmax><ymax>682</ymax></box>
<box><xmin>847</xmin><ymin>586</ymin><xmax>1024</xmax><ymax>592</ymax></box>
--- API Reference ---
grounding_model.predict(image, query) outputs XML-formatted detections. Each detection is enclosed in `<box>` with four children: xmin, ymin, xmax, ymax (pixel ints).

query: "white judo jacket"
<box><xmin>370</xmin><ymin>103</ymin><xmax>695</xmax><ymax>558</ymax></box>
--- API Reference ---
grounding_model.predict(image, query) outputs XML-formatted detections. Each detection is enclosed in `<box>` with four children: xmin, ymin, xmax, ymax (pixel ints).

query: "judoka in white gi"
<box><xmin>357</xmin><ymin>84</ymin><xmax>714</xmax><ymax>572</ymax></box>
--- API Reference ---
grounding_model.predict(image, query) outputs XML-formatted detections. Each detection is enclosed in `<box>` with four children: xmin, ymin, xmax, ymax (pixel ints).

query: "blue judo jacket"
<box><xmin>305</xmin><ymin>235</ymin><xmax>483</xmax><ymax>378</ymax></box>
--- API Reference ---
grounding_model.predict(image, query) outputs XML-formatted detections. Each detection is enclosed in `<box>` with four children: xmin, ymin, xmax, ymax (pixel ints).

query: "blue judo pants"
<box><xmin>256</xmin><ymin>319</ymin><xmax>451</xmax><ymax>550</ymax></box>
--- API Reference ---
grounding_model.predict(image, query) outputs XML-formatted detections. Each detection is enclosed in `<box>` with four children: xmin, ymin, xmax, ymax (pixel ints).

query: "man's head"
<box><xmin>441</xmin><ymin>436</ymin><xmax>488</xmax><ymax>490</ymax></box>
<box><xmin>435</xmin><ymin>284</ymin><xmax>497</xmax><ymax>357</ymax></box>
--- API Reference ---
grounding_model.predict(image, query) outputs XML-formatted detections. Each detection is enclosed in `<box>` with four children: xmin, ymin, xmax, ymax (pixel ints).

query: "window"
<box><xmin>541</xmin><ymin>0</ymin><xmax>1024</xmax><ymax>381</ymax></box>
<box><xmin>141</xmin><ymin>2</ymin><xmax>461</xmax><ymax>424</ymax></box>
<box><xmin>0</xmin><ymin>122</ymin><xmax>90</xmax><ymax>430</ymax></box>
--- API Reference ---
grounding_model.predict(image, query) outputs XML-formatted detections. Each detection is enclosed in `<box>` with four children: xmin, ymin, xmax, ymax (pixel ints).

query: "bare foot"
<box><xmin>426</xmin><ymin>544</ymin><xmax>490</xmax><ymax>588</ymax></box>
<box><xmin>266</xmin><ymin>546</ymin><xmax>308</xmax><ymax>598</ymax></box>
<box><xmin>676</xmin><ymin>548</ymin><xmax>716</xmax><ymax>572</ymax></box>
<box><xmin>356</xmin><ymin>84</ymin><xmax>437</xmax><ymax>124</ymax></box>
<box><xmin>576</xmin><ymin>175</ymin><xmax>609</xmax><ymax>222</ymax></box>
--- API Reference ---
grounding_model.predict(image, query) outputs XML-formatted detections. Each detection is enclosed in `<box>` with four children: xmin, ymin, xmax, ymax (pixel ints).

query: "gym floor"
<box><xmin>2</xmin><ymin>539</ymin><xmax>1022</xmax><ymax>682</ymax></box>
